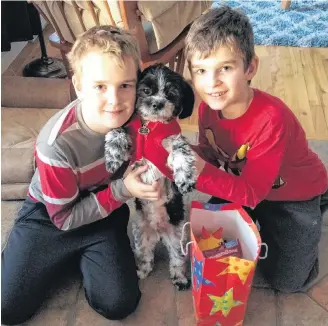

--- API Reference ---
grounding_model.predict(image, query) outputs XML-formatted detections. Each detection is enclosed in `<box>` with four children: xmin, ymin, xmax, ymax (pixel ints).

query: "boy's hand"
<box><xmin>123</xmin><ymin>165</ymin><xmax>161</xmax><ymax>201</ymax></box>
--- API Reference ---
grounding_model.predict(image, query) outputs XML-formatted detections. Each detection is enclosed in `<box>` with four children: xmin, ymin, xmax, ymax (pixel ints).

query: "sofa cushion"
<box><xmin>1</xmin><ymin>107</ymin><xmax>60</xmax><ymax>198</ymax></box>
<box><xmin>1</xmin><ymin>184</ymin><xmax>30</xmax><ymax>201</ymax></box>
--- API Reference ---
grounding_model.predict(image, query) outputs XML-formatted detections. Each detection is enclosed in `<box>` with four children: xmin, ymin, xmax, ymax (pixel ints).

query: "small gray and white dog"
<box><xmin>105</xmin><ymin>64</ymin><xmax>196</xmax><ymax>290</ymax></box>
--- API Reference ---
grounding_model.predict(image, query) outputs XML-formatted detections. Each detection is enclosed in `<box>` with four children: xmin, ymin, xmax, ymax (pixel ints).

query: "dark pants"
<box><xmin>209</xmin><ymin>190</ymin><xmax>328</xmax><ymax>293</ymax></box>
<box><xmin>1</xmin><ymin>198</ymin><xmax>141</xmax><ymax>325</ymax></box>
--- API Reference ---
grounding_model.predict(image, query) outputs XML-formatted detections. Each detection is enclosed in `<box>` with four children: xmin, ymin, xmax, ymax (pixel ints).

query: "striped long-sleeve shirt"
<box><xmin>28</xmin><ymin>99</ymin><xmax>131</xmax><ymax>230</ymax></box>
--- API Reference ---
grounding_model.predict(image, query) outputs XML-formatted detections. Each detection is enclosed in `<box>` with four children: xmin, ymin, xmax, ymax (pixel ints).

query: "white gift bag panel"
<box><xmin>190</xmin><ymin>208</ymin><xmax>259</xmax><ymax>261</ymax></box>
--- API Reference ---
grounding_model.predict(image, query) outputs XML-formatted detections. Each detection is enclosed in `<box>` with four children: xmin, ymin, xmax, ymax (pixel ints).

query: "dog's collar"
<box><xmin>138</xmin><ymin>124</ymin><xmax>150</xmax><ymax>135</ymax></box>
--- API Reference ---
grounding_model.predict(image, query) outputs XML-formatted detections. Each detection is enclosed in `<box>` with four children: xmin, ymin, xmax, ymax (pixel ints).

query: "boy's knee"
<box><xmin>267</xmin><ymin>278</ymin><xmax>304</xmax><ymax>294</ymax></box>
<box><xmin>263</xmin><ymin>262</ymin><xmax>319</xmax><ymax>294</ymax></box>
<box><xmin>1</xmin><ymin>300</ymin><xmax>33</xmax><ymax>325</ymax></box>
<box><xmin>1</xmin><ymin>279</ymin><xmax>44</xmax><ymax>325</ymax></box>
<box><xmin>86</xmin><ymin>287</ymin><xmax>141</xmax><ymax>320</ymax></box>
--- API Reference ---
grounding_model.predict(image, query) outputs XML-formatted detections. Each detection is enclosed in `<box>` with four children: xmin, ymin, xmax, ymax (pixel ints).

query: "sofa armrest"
<box><xmin>1</xmin><ymin>76</ymin><xmax>76</xmax><ymax>109</ymax></box>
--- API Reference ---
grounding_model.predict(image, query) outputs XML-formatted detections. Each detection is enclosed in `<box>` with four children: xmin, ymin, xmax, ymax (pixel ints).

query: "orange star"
<box><xmin>217</xmin><ymin>257</ymin><xmax>255</xmax><ymax>284</ymax></box>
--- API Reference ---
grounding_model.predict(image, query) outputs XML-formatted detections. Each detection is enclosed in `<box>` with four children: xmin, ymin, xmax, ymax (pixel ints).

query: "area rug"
<box><xmin>213</xmin><ymin>0</ymin><xmax>328</xmax><ymax>47</ymax></box>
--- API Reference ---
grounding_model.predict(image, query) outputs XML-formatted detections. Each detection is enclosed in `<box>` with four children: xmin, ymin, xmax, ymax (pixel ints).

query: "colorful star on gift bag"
<box><xmin>196</xmin><ymin>227</ymin><xmax>224</xmax><ymax>251</ymax></box>
<box><xmin>208</xmin><ymin>288</ymin><xmax>243</xmax><ymax>317</ymax></box>
<box><xmin>217</xmin><ymin>257</ymin><xmax>255</xmax><ymax>284</ymax></box>
<box><xmin>193</xmin><ymin>256</ymin><xmax>215</xmax><ymax>290</ymax></box>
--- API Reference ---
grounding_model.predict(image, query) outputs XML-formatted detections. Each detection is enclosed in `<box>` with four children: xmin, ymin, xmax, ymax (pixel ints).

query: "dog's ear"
<box><xmin>178</xmin><ymin>79</ymin><xmax>195</xmax><ymax>120</ymax></box>
<box><xmin>137</xmin><ymin>68</ymin><xmax>142</xmax><ymax>82</ymax></box>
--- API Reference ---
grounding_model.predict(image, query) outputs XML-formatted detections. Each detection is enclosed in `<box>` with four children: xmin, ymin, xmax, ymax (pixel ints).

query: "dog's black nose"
<box><xmin>152</xmin><ymin>101</ymin><xmax>164</xmax><ymax>110</ymax></box>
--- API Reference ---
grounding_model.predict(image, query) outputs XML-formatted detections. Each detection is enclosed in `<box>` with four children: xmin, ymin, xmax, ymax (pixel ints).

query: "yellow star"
<box><xmin>217</xmin><ymin>257</ymin><xmax>255</xmax><ymax>284</ymax></box>
<box><xmin>197</xmin><ymin>234</ymin><xmax>223</xmax><ymax>251</ymax></box>
<box><xmin>208</xmin><ymin>288</ymin><xmax>243</xmax><ymax>317</ymax></box>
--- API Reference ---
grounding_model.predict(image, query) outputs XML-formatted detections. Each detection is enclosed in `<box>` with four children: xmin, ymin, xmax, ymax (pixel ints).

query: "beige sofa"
<box><xmin>1</xmin><ymin>76</ymin><xmax>76</xmax><ymax>200</ymax></box>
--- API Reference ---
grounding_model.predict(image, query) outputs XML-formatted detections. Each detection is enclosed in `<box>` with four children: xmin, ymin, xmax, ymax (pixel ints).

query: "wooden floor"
<box><xmin>3</xmin><ymin>25</ymin><xmax>328</xmax><ymax>140</ymax></box>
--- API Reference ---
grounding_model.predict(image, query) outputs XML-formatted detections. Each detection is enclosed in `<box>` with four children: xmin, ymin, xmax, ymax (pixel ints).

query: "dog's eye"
<box><xmin>166</xmin><ymin>90</ymin><xmax>178</xmax><ymax>100</ymax></box>
<box><xmin>143</xmin><ymin>88</ymin><xmax>151</xmax><ymax>95</ymax></box>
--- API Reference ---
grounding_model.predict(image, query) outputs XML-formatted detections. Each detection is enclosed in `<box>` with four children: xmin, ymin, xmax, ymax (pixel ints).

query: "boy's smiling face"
<box><xmin>190</xmin><ymin>46</ymin><xmax>258</xmax><ymax>119</ymax></box>
<box><xmin>73</xmin><ymin>51</ymin><xmax>137</xmax><ymax>134</ymax></box>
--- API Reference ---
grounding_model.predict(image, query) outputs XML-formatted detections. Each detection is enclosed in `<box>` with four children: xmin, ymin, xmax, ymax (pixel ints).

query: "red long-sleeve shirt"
<box><xmin>28</xmin><ymin>100</ymin><xmax>130</xmax><ymax>230</ymax></box>
<box><xmin>195</xmin><ymin>89</ymin><xmax>328</xmax><ymax>207</ymax></box>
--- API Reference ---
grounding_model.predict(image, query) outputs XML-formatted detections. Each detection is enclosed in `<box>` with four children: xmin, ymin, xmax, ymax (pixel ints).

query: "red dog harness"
<box><xmin>126</xmin><ymin>114</ymin><xmax>181</xmax><ymax>180</ymax></box>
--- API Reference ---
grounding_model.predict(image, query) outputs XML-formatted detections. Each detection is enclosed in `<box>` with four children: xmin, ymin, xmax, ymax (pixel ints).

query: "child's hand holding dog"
<box><xmin>123</xmin><ymin>164</ymin><xmax>161</xmax><ymax>201</ymax></box>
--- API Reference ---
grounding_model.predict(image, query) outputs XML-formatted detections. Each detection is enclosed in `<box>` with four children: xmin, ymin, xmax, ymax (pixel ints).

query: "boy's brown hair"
<box><xmin>67</xmin><ymin>25</ymin><xmax>140</xmax><ymax>77</ymax></box>
<box><xmin>185</xmin><ymin>6</ymin><xmax>255</xmax><ymax>69</ymax></box>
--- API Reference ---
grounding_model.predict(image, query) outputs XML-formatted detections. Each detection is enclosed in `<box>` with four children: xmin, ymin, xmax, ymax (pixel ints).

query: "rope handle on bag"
<box><xmin>255</xmin><ymin>220</ymin><xmax>268</xmax><ymax>259</ymax></box>
<box><xmin>259</xmin><ymin>242</ymin><xmax>268</xmax><ymax>259</ymax></box>
<box><xmin>180</xmin><ymin>222</ymin><xmax>195</xmax><ymax>256</ymax></box>
<box><xmin>180</xmin><ymin>221</ymin><xmax>269</xmax><ymax>259</ymax></box>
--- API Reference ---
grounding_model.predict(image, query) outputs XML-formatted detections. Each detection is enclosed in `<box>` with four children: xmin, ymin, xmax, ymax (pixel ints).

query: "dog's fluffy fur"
<box><xmin>105</xmin><ymin>64</ymin><xmax>196</xmax><ymax>290</ymax></box>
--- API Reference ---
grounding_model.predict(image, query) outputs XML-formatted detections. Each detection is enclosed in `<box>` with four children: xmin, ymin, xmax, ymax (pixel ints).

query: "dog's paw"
<box><xmin>136</xmin><ymin>260</ymin><xmax>154</xmax><ymax>280</ymax></box>
<box><xmin>171</xmin><ymin>276</ymin><xmax>191</xmax><ymax>291</ymax></box>
<box><xmin>104</xmin><ymin>128</ymin><xmax>131</xmax><ymax>173</ymax></box>
<box><xmin>176</xmin><ymin>178</ymin><xmax>196</xmax><ymax>195</ymax></box>
<box><xmin>131</xmin><ymin>160</ymin><xmax>145</xmax><ymax>171</ymax></box>
<box><xmin>171</xmin><ymin>135</ymin><xmax>196</xmax><ymax>194</ymax></box>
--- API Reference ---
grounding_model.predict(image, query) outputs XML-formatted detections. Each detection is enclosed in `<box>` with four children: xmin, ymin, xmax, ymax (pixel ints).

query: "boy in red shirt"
<box><xmin>184</xmin><ymin>6</ymin><xmax>328</xmax><ymax>293</ymax></box>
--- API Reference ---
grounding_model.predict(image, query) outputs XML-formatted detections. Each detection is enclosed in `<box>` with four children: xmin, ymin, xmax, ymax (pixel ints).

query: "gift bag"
<box><xmin>181</xmin><ymin>201</ymin><xmax>266</xmax><ymax>326</ymax></box>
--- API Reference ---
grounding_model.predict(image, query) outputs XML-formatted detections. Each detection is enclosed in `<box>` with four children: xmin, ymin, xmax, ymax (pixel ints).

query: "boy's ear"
<box><xmin>72</xmin><ymin>74</ymin><xmax>83</xmax><ymax>99</ymax></box>
<box><xmin>179</xmin><ymin>79</ymin><xmax>195</xmax><ymax>120</ymax></box>
<box><xmin>246</xmin><ymin>56</ymin><xmax>259</xmax><ymax>81</ymax></box>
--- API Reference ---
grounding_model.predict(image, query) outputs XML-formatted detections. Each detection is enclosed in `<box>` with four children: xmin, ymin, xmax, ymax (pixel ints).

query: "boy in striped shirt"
<box><xmin>2</xmin><ymin>26</ymin><xmax>160</xmax><ymax>325</ymax></box>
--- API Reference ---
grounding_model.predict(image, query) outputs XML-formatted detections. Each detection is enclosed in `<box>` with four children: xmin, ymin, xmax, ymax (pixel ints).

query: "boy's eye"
<box><xmin>195</xmin><ymin>69</ymin><xmax>205</xmax><ymax>75</ymax></box>
<box><xmin>221</xmin><ymin>66</ymin><xmax>231</xmax><ymax>72</ymax></box>
<box><xmin>120</xmin><ymin>83</ymin><xmax>133</xmax><ymax>89</ymax></box>
<box><xmin>95</xmin><ymin>84</ymin><xmax>106</xmax><ymax>91</ymax></box>
<box><xmin>143</xmin><ymin>88</ymin><xmax>151</xmax><ymax>95</ymax></box>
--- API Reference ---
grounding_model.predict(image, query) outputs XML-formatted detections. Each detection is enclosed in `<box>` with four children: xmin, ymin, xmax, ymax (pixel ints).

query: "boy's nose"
<box><xmin>105</xmin><ymin>88</ymin><xmax>120</xmax><ymax>105</ymax></box>
<box><xmin>206</xmin><ymin>73</ymin><xmax>221</xmax><ymax>88</ymax></box>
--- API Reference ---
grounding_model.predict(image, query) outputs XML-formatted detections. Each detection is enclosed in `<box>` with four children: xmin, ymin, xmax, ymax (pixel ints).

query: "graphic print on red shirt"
<box><xmin>195</xmin><ymin>89</ymin><xmax>328</xmax><ymax>207</ymax></box>
<box><xmin>204</xmin><ymin>128</ymin><xmax>286</xmax><ymax>189</ymax></box>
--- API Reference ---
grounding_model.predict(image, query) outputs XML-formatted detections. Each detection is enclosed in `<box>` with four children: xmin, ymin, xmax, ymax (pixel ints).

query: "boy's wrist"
<box><xmin>110</xmin><ymin>178</ymin><xmax>133</xmax><ymax>202</ymax></box>
<box><xmin>194</xmin><ymin>152</ymin><xmax>207</xmax><ymax>179</ymax></box>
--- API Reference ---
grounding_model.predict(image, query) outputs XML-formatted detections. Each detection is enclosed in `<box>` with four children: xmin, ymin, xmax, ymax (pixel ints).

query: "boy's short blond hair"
<box><xmin>185</xmin><ymin>6</ymin><xmax>255</xmax><ymax>69</ymax></box>
<box><xmin>67</xmin><ymin>25</ymin><xmax>140</xmax><ymax>77</ymax></box>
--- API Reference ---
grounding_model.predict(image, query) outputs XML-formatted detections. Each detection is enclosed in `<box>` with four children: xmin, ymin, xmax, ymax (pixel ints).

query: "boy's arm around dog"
<box><xmin>31</xmin><ymin>138</ymin><xmax>133</xmax><ymax>231</ymax></box>
<box><xmin>182</xmin><ymin>94</ymin><xmax>328</xmax><ymax>208</ymax></box>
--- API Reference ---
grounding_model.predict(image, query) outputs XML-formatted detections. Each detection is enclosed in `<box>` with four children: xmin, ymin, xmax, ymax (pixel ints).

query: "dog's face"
<box><xmin>136</xmin><ymin>64</ymin><xmax>195</xmax><ymax>122</ymax></box>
